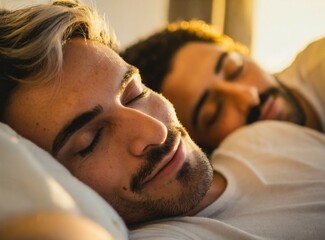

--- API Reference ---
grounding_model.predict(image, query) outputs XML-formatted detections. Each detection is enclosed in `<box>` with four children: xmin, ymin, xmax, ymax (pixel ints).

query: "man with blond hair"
<box><xmin>1</xmin><ymin>1</ymin><xmax>325</xmax><ymax>239</ymax></box>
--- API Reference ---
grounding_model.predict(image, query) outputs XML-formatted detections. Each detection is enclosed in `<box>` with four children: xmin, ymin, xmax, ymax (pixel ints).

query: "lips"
<box><xmin>142</xmin><ymin>135</ymin><xmax>184</xmax><ymax>185</ymax></box>
<box><xmin>259</xmin><ymin>95</ymin><xmax>277</xmax><ymax>120</ymax></box>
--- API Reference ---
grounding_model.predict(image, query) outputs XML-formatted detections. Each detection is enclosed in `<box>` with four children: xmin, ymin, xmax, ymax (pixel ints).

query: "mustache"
<box><xmin>130</xmin><ymin>125</ymin><xmax>186</xmax><ymax>193</ymax></box>
<box><xmin>246</xmin><ymin>88</ymin><xmax>279</xmax><ymax>124</ymax></box>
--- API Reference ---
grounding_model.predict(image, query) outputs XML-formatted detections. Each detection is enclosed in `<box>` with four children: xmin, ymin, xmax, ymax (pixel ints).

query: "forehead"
<box><xmin>161</xmin><ymin>42</ymin><xmax>224</xmax><ymax>126</ymax></box>
<box><xmin>174</xmin><ymin>42</ymin><xmax>225</xmax><ymax>70</ymax></box>
<box><xmin>5</xmin><ymin>39</ymin><xmax>127</xmax><ymax>150</ymax></box>
<box><xmin>61</xmin><ymin>39</ymin><xmax>124</xmax><ymax>88</ymax></box>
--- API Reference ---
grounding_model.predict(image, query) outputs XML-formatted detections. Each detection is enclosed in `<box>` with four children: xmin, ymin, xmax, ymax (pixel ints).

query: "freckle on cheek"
<box><xmin>122</xmin><ymin>187</ymin><xmax>127</xmax><ymax>191</ymax></box>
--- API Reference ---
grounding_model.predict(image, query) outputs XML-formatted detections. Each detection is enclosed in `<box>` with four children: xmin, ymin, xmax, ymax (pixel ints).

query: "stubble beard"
<box><xmin>246</xmin><ymin>77</ymin><xmax>306</xmax><ymax>125</ymax></box>
<box><xmin>116</xmin><ymin>125</ymin><xmax>213</xmax><ymax>226</ymax></box>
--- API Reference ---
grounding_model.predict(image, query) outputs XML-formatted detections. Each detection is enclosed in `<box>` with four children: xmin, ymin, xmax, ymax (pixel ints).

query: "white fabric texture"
<box><xmin>130</xmin><ymin>121</ymin><xmax>325</xmax><ymax>239</ymax></box>
<box><xmin>276</xmin><ymin>37</ymin><xmax>325</xmax><ymax>131</ymax></box>
<box><xmin>0</xmin><ymin>123</ymin><xmax>127</xmax><ymax>240</ymax></box>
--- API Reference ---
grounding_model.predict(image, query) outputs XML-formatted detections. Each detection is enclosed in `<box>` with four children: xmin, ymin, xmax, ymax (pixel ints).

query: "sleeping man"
<box><xmin>1</xmin><ymin>1</ymin><xmax>325</xmax><ymax>239</ymax></box>
<box><xmin>121</xmin><ymin>20</ymin><xmax>325</xmax><ymax>154</ymax></box>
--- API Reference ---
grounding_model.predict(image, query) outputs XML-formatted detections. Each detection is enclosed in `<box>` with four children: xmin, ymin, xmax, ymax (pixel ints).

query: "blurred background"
<box><xmin>1</xmin><ymin>0</ymin><xmax>324</xmax><ymax>72</ymax></box>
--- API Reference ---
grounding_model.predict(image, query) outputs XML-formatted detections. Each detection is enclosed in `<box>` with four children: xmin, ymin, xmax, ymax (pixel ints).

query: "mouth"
<box><xmin>142</xmin><ymin>135</ymin><xmax>185</xmax><ymax>185</ymax></box>
<box><xmin>247</xmin><ymin>88</ymin><xmax>279</xmax><ymax>124</ymax></box>
<box><xmin>258</xmin><ymin>95</ymin><xmax>277</xmax><ymax>120</ymax></box>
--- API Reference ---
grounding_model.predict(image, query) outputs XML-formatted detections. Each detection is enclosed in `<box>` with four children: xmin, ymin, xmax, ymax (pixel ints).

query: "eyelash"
<box><xmin>125</xmin><ymin>86</ymin><xmax>149</xmax><ymax>105</ymax></box>
<box><xmin>77</xmin><ymin>83</ymin><xmax>149</xmax><ymax>158</ymax></box>
<box><xmin>78</xmin><ymin>127</ymin><xmax>104</xmax><ymax>158</ymax></box>
<box><xmin>201</xmin><ymin>92</ymin><xmax>223</xmax><ymax>128</ymax></box>
<box><xmin>226</xmin><ymin>64</ymin><xmax>244</xmax><ymax>81</ymax></box>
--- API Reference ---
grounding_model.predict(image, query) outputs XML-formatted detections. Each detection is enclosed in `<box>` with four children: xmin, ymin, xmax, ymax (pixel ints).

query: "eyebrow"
<box><xmin>215</xmin><ymin>52</ymin><xmax>228</xmax><ymax>74</ymax></box>
<box><xmin>120</xmin><ymin>65</ymin><xmax>139</xmax><ymax>93</ymax></box>
<box><xmin>51</xmin><ymin>65</ymin><xmax>138</xmax><ymax>157</ymax></box>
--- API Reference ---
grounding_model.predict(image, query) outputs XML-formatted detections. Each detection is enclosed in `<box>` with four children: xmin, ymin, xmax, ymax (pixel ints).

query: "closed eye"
<box><xmin>125</xmin><ymin>86</ymin><xmax>149</xmax><ymax>105</ymax></box>
<box><xmin>206</xmin><ymin>100</ymin><xmax>223</xmax><ymax>127</ymax></box>
<box><xmin>122</xmin><ymin>69</ymin><xmax>150</xmax><ymax>106</ymax></box>
<box><xmin>224</xmin><ymin>52</ymin><xmax>244</xmax><ymax>81</ymax></box>
<box><xmin>78</xmin><ymin>127</ymin><xmax>104</xmax><ymax>157</ymax></box>
<box><xmin>226</xmin><ymin>64</ymin><xmax>244</xmax><ymax>81</ymax></box>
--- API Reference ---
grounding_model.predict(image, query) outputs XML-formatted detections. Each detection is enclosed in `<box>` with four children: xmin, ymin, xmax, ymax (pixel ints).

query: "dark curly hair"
<box><xmin>121</xmin><ymin>20</ymin><xmax>248</xmax><ymax>92</ymax></box>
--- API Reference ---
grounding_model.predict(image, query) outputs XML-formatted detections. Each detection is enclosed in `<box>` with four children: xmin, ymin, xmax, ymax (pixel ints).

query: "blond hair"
<box><xmin>0</xmin><ymin>0</ymin><xmax>117</xmax><ymax>118</ymax></box>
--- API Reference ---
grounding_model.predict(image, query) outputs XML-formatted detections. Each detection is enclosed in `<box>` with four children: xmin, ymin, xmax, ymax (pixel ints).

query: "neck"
<box><xmin>186</xmin><ymin>171</ymin><xmax>226</xmax><ymax>216</ymax></box>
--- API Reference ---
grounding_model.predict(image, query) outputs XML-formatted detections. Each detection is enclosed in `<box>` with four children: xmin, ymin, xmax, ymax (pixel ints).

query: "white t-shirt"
<box><xmin>130</xmin><ymin>121</ymin><xmax>325</xmax><ymax>239</ymax></box>
<box><xmin>276</xmin><ymin>37</ymin><xmax>325</xmax><ymax>131</ymax></box>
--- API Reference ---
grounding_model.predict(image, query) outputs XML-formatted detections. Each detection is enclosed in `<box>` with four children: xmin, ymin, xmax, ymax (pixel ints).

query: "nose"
<box><xmin>118</xmin><ymin>108</ymin><xmax>168</xmax><ymax>156</ymax></box>
<box><xmin>212</xmin><ymin>81</ymin><xmax>260</xmax><ymax>112</ymax></box>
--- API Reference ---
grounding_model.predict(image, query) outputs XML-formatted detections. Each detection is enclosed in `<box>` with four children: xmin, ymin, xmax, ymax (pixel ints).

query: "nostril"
<box><xmin>259</xmin><ymin>92</ymin><xmax>269</xmax><ymax>105</ymax></box>
<box><xmin>246</xmin><ymin>106</ymin><xmax>261</xmax><ymax>124</ymax></box>
<box><xmin>142</xmin><ymin>143</ymin><xmax>158</xmax><ymax>155</ymax></box>
<box><xmin>129</xmin><ymin>121</ymin><xmax>168</xmax><ymax>157</ymax></box>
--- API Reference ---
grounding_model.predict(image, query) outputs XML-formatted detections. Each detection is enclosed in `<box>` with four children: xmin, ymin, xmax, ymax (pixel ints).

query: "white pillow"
<box><xmin>0</xmin><ymin>123</ymin><xmax>128</xmax><ymax>239</ymax></box>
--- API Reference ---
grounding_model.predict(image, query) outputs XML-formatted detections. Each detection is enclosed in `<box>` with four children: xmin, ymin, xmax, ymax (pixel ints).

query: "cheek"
<box><xmin>149</xmin><ymin>92</ymin><xmax>179</xmax><ymax>124</ymax></box>
<box><xmin>71</xmin><ymin>143</ymin><xmax>142</xmax><ymax>197</ymax></box>
<box><xmin>243</xmin><ymin>62</ymin><xmax>275</xmax><ymax>91</ymax></box>
<box><xmin>200</xmin><ymin>112</ymin><xmax>246</xmax><ymax>147</ymax></box>
<box><xmin>74</xmin><ymin>158</ymin><xmax>128</xmax><ymax>196</ymax></box>
<box><xmin>69</xmin><ymin>146</ymin><xmax>121</xmax><ymax>189</ymax></box>
<box><xmin>219</xmin><ymin>108</ymin><xmax>247</xmax><ymax>131</ymax></box>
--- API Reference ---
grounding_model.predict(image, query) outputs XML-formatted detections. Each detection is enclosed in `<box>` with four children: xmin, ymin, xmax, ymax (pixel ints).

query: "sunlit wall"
<box><xmin>2</xmin><ymin>0</ymin><xmax>324</xmax><ymax>73</ymax></box>
<box><xmin>82</xmin><ymin>0</ymin><xmax>169</xmax><ymax>49</ymax></box>
<box><xmin>0</xmin><ymin>0</ymin><xmax>169</xmax><ymax>50</ymax></box>
<box><xmin>251</xmin><ymin>0</ymin><xmax>325</xmax><ymax>72</ymax></box>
